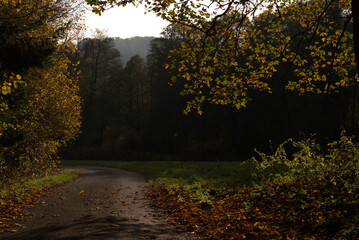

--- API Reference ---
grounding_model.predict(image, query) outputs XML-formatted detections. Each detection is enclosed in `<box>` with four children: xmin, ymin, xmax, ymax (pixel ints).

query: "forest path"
<box><xmin>0</xmin><ymin>166</ymin><xmax>197</xmax><ymax>240</ymax></box>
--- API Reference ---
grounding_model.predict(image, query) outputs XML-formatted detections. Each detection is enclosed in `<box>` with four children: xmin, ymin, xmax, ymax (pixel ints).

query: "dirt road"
<box><xmin>0</xmin><ymin>166</ymin><xmax>197</xmax><ymax>240</ymax></box>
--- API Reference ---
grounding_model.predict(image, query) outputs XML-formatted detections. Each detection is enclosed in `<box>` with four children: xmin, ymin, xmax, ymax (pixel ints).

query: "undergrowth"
<box><xmin>248</xmin><ymin>131</ymin><xmax>359</xmax><ymax>239</ymax></box>
<box><xmin>148</xmin><ymin>132</ymin><xmax>359</xmax><ymax>239</ymax></box>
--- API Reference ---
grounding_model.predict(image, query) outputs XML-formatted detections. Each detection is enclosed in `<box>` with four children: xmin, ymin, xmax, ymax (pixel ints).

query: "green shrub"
<box><xmin>252</xmin><ymin>131</ymin><xmax>359</xmax><ymax>193</ymax></box>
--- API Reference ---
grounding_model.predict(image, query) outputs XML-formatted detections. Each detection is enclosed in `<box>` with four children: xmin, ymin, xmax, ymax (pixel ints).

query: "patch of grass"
<box><xmin>0</xmin><ymin>169</ymin><xmax>81</xmax><ymax>200</ymax></box>
<box><xmin>62</xmin><ymin>160</ymin><xmax>258</xmax><ymax>205</ymax></box>
<box><xmin>61</xmin><ymin>160</ymin><xmax>257</xmax><ymax>186</ymax></box>
<box><xmin>0</xmin><ymin>169</ymin><xmax>81</xmax><ymax>229</ymax></box>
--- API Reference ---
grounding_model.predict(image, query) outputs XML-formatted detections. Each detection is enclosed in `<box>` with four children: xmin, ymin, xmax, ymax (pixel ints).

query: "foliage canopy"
<box><xmin>0</xmin><ymin>0</ymin><xmax>83</xmax><ymax>179</ymax></box>
<box><xmin>87</xmin><ymin>0</ymin><xmax>356</xmax><ymax>114</ymax></box>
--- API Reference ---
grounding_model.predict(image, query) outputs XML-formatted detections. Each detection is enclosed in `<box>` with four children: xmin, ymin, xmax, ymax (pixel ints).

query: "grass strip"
<box><xmin>61</xmin><ymin>160</ymin><xmax>259</xmax><ymax>205</ymax></box>
<box><xmin>0</xmin><ymin>169</ymin><xmax>81</xmax><ymax>200</ymax></box>
<box><xmin>61</xmin><ymin>160</ymin><xmax>258</xmax><ymax>186</ymax></box>
<box><xmin>0</xmin><ymin>169</ymin><xmax>81</xmax><ymax>231</ymax></box>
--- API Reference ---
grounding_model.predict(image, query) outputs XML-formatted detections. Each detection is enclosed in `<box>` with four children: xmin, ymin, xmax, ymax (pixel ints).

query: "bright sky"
<box><xmin>84</xmin><ymin>5</ymin><xmax>169</xmax><ymax>39</ymax></box>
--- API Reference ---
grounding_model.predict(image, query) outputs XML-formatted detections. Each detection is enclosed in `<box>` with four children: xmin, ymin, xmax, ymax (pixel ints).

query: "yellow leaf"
<box><xmin>16</xmin><ymin>74</ymin><xmax>22</xmax><ymax>80</ymax></box>
<box><xmin>80</xmin><ymin>190</ymin><xmax>85</xmax><ymax>195</ymax></box>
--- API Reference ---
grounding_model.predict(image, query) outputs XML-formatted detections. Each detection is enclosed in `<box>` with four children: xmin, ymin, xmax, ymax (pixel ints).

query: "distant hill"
<box><xmin>112</xmin><ymin>36</ymin><xmax>155</xmax><ymax>65</ymax></box>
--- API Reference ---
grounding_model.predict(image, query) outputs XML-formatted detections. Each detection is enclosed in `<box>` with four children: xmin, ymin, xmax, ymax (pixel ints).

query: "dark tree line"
<box><xmin>63</xmin><ymin>11</ymin><xmax>355</xmax><ymax>161</ymax></box>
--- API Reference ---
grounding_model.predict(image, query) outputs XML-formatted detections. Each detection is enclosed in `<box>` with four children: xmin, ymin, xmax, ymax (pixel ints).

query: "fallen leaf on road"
<box><xmin>111</xmin><ymin>224</ymin><xmax>120</xmax><ymax>227</ymax></box>
<box><xmin>79</xmin><ymin>190</ymin><xmax>85</xmax><ymax>195</ymax></box>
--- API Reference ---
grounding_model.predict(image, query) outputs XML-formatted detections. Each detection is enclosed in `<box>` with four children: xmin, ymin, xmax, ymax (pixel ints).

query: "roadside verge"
<box><xmin>0</xmin><ymin>169</ymin><xmax>81</xmax><ymax>232</ymax></box>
